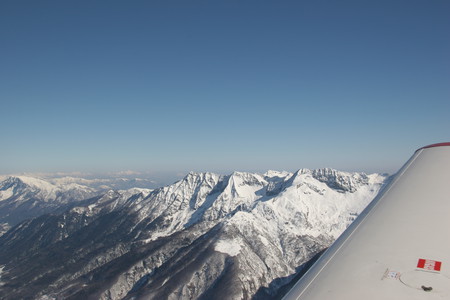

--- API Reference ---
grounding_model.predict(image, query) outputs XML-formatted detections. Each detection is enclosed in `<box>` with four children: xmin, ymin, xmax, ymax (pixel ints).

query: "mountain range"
<box><xmin>0</xmin><ymin>169</ymin><xmax>389</xmax><ymax>299</ymax></box>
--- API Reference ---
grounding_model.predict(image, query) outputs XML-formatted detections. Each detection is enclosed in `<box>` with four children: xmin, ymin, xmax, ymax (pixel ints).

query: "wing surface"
<box><xmin>283</xmin><ymin>143</ymin><xmax>450</xmax><ymax>300</ymax></box>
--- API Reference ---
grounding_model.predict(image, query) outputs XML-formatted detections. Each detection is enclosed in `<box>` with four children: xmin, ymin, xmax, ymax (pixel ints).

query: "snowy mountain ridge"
<box><xmin>0</xmin><ymin>169</ymin><xmax>389</xmax><ymax>299</ymax></box>
<box><xmin>126</xmin><ymin>169</ymin><xmax>383</xmax><ymax>242</ymax></box>
<box><xmin>0</xmin><ymin>176</ymin><xmax>101</xmax><ymax>235</ymax></box>
<box><xmin>0</xmin><ymin>175</ymin><xmax>157</xmax><ymax>235</ymax></box>
<box><xmin>0</xmin><ymin>175</ymin><xmax>95</xmax><ymax>202</ymax></box>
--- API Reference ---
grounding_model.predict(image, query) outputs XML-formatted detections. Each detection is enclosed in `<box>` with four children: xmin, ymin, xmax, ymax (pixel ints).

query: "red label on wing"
<box><xmin>417</xmin><ymin>258</ymin><xmax>442</xmax><ymax>271</ymax></box>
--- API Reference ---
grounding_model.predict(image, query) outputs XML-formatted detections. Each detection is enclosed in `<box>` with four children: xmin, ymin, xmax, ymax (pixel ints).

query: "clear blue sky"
<box><xmin>1</xmin><ymin>0</ymin><xmax>449</xmax><ymax>178</ymax></box>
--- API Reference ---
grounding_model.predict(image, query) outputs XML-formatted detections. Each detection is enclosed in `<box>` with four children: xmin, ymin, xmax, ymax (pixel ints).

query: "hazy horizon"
<box><xmin>0</xmin><ymin>165</ymin><xmax>394</xmax><ymax>190</ymax></box>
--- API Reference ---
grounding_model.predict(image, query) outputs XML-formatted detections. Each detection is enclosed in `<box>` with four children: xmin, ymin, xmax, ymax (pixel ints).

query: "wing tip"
<box><xmin>416</xmin><ymin>142</ymin><xmax>450</xmax><ymax>152</ymax></box>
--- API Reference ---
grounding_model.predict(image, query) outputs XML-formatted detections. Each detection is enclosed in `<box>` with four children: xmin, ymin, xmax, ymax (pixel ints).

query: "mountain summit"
<box><xmin>0</xmin><ymin>170</ymin><xmax>388</xmax><ymax>299</ymax></box>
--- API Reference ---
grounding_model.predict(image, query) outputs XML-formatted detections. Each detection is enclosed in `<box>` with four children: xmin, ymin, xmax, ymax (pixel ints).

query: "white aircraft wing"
<box><xmin>283</xmin><ymin>142</ymin><xmax>450</xmax><ymax>300</ymax></box>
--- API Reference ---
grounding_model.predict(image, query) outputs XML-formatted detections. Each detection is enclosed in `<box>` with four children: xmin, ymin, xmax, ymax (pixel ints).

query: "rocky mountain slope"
<box><xmin>0</xmin><ymin>169</ymin><xmax>388</xmax><ymax>299</ymax></box>
<box><xmin>0</xmin><ymin>175</ymin><xmax>156</xmax><ymax>236</ymax></box>
<box><xmin>0</xmin><ymin>176</ymin><xmax>99</xmax><ymax>235</ymax></box>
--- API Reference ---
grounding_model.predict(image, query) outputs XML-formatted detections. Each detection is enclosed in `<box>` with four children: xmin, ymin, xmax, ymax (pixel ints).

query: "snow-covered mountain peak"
<box><xmin>181</xmin><ymin>172</ymin><xmax>221</xmax><ymax>189</ymax></box>
<box><xmin>119</xmin><ymin>188</ymin><xmax>152</xmax><ymax>199</ymax></box>
<box><xmin>292</xmin><ymin>168</ymin><xmax>373</xmax><ymax>193</ymax></box>
<box><xmin>0</xmin><ymin>169</ymin><xmax>390</xmax><ymax>299</ymax></box>
<box><xmin>225</xmin><ymin>172</ymin><xmax>266</xmax><ymax>198</ymax></box>
<box><xmin>264</xmin><ymin>170</ymin><xmax>292</xmax><ymax>178</ymax></box>
<box><xmin>0</xmin><ymin>176</ymin><xmax>95</xmax><ymax>231</ymax></box>
<box><xmin>230</xmin><ymin>171</ymin><xmax>266</xmax><ymax>185</ymax></box>
<box><xmin>0</xmin><ymin>176</ymin><xmax>57</xmax><ymax>201</ymax></box>
<box><xmin>0</xmin><ymin>175</ymin><xmax>98</xmax><ymax>202</ymax></box>
<box><xmin>14</xmin><ymin>175</ymin><xmax>55</xmax><ymax>190</ymax></box>
<box><xmin>261</xmin><ymin>169</ymin><xmax>386</xmax><ymax>239</ymax></box>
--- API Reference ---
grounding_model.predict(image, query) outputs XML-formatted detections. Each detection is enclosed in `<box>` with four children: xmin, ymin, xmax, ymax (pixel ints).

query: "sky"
<box><xmin>1</xmin><ymin>0</ymin><xmax>449</xmax><ymax>181</ymax></box>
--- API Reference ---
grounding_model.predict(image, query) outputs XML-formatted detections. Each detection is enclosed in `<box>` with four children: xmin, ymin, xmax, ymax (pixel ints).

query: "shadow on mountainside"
<box><xmin>252</xmin><ymin>248</ymin><xmax>327</xmax><ymax>300</ymax></box>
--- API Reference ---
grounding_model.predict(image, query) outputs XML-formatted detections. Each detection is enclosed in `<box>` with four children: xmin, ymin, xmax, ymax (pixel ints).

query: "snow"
<box><xmin>0</xmin><ymin>168</ymin><xmax>390</xmax><ymax>299</ymax></box>
<box><xmin>16</xmin><ymin>176</ymin><xmax>56</xmax><ymax>192</ymax></box>
<box><xmin>37</xmin><ymin>296</ymin><xmax>57</xmax><ymax>300</ymax></box>
<box><xmin>0</xmin><ymin>188</ymin><xmax>14</xmax><ymax>201</ymax></box>
<box><xmin>0</xmin><ymin>176</ymin><xmax>97</xmax><ymax>204</ymax></box>
<box><xmin>0</xmin><ymin>265</ymin><xmax>4</xmax><ymax>286</ymax></box>
<box><xmin>122</xmin><ymin>168</ymin><xmax>387</xmax><ymax>250</ymax></box>
<box><xmin>215</xmin><ymin>239</ymin><xmax>242</xmax><ymax>256</ymax></box>
<box><xmin>118</xmin><ymin>188</ymin><xmax>152</xmax><ymax>200</ymax></box>
<box><xmin>0</xmin><ymin>168</ymin><xmax>387</xmax><ymax>256</ymax></box>
<box><xmin>255</xmin><ymin>170</ymin><xmax>384</xmax><ymax>239</ymax></box>
<box><xmin>264</xmin><ymin>170</ymin><xmax>292</xmax><ymax>179</ymax></box>
<box><xmin>0</xmin><ymin>175</ymin><xmax>155</xmax><ymax>213</ymax></box>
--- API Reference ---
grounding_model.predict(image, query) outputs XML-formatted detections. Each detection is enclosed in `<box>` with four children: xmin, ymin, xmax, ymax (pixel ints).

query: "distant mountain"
<box><xmin>46</xmin><ymin>175</ymin><xmax>159</xmax><ymax>191</ymax></box>
<box><xmin>0</xmin><ymin>175</ymin><xmax>156</xmax><ymax>235</ymax></box>
<box><xmin>0</xmin><ymin>176</ymin><xmax>99</xmax><ymax>234</ymax></box>
<box><xmin>0</xmin><ymin>169</ymin><xmax>388</xmax><ymax>299</ymax></box>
